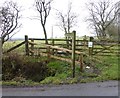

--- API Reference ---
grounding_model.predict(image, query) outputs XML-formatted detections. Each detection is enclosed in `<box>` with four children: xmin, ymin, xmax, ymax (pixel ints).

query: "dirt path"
<box><xmin>2</xmin><ymin>81</ymin><xmax>118</xmax><ymax>96</ymax></box>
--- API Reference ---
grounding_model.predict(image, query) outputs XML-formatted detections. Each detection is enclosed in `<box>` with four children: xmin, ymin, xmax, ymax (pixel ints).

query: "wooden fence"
<box><xmin>25</xmin><ymin>38</ymin><xmax>119</xmax><ymax>57</ymax></box>
<box><xmin>3</xmin><ymin>31</ymin><xmax>119</xmax><ymax>77</ymax></box>
<box><xmin>3</xmin><ymin>34</ymin><xmax>119</xmax><ymax>58</ymax></box>
<box><xmin>25</xmin><ymin>31</ymin><xmax>85</xmax><ymax>77</ymax></box>
<box><xmin>4</xmin><ymin>33</ymin><xmax>119</xmax><ymax>57</ymax></box>
<box><xmin>3</xmin><ymin>31</ymin><xmax>86</xmax><ymax>78</ymax></box>
<box><xmin>92</xmin><ymin>40</ymin><xmax>119</xmax><ymax>56</ymax></box>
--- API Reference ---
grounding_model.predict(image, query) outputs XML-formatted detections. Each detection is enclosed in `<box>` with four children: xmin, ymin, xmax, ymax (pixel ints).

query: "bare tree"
<box><xmin>86</xmin><ymin>0</ymin><xmax>119</xmax><ymax>40</ymax></box>
<box><xmin>35</xmin><ymin>0</ymin><xmax>53</xmax><ymax>44</ymax></box>
<box><xmin>106</xmin><ymin>22</ymin><xmax>118</xmax><ymax>40</ymax></box>
<box><xmin>56</xmin><ymin>2</ymin><xmax>78</xmax><ymax>34</ymax></box>
<box><xmin>0</xmin><ymin>1</ymin><xmax>21</xmax><ymax>46</ymax></box>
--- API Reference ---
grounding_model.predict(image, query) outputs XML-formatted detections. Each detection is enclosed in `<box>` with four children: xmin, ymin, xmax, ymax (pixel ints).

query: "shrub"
<box><xmin>2</xmin><ymin>53</ymin><xmax>23</xmax><ymax>80</ymax></box>
<box><xmin>21</xmin><ymin>61</ymin><xmax>53</xmax><ymax>82</ymax></box>
<box><xmin>2</xmin><ymin>53</ymin><xmax>54</xmax><ymax>82</ymax></box>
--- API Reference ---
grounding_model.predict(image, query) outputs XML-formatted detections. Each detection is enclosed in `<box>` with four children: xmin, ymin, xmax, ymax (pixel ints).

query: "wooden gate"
<box><xmin>92</xmin><ymin>40</ymin><xmax>119</xmax><ymax>56</ymax></box>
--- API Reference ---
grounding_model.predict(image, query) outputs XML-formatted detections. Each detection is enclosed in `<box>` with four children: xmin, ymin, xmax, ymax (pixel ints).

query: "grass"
<box><xmin>2</xmin><ymin>80</ymin><xmax>40</xmax><ymax>87</ymax></box>
<box><xmin>94</xmin><ymin>56</ymin><xmax>118</xmax><ymax>81</ymax></box>
<box><xmin>2</xmin><ymin>39</ymin><xmax>119</xmax><ymax>86</ymax></box>
<box><xmin>2</xmin><ymin>55</ymin><xmax>119</xmax><ymax>86</ymax></box>
<box><xmin>80</xmin><ymin>55</ymin><xmax>119</xmax><ymax>83</ymax></box>
<box><xmin>3</xmin><ymin>40</ymin><xmax>25</xmax><ymax>54</ymax></box>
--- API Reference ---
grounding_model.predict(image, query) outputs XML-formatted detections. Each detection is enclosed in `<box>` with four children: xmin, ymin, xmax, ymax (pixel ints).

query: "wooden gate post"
<box><xmin>79</xmin><ymin>54</ymin><xmax>83</xmax><ymax>72</ymax></box>
<box><xmin>25</xmin><ymin>35</ymin><xmax>29</xmax><ymax>56</ymax></box>
<box><xmin>72</xmin><ymin>31</ymin><xmax>76</xmax><ymax>78</ymax></box>
<box><xmin>52</xmin><ymin>39</ymin><xmax>54</xmax><ymax>55</ymax></box>
<box><xmin>47</xmin><ymin>46</ymin><xmax>51</xmax><ymax>62</ymax></box>
<box><xmin>88</xmin><ymin>37</ymin><xmax>94</xmax><ymax>56</ymax></box>
<box><xmin>65</xmin><ymin>31</ymin><xmax>76</xmax><ymax>78</ymax></box>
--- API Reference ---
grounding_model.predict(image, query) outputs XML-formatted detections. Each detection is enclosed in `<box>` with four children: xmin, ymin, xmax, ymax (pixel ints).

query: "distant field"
<box><xmin>3</xmin><ymin>40</ymin><xmax>25</xmax><ymax>54</ymax></box>
<box><xmin>2</xmin><ymin>39</ymin><xmax>70</xmax><ymax>54</ymax></box>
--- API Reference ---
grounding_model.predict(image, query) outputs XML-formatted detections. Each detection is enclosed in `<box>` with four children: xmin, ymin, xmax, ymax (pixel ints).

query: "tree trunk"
<box><xmin>0</xmin><ymin>39</ymin><xmax>3</xmax><ymax>63</ymax></box>
<box><xmin>65</xmin><ymin>32</ymin><xmax>70</xmax><ymax>49</ymax></box>
<box><xmin>42</xmin><ymin>25</ymin><xmax>48</xmax><ymax>44</ymax></box>
<box><xmin>1</xmin><ymin>37</ymin><xmax>4</xmax><ymax>47</ymax></box>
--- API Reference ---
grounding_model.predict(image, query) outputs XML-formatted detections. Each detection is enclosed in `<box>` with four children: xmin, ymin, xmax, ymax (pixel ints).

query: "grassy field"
<box><xmin>2</xmin><ymin>40</ymin><xmax>119</xmax><ymax>86</ymax></box>
<box><xmin>3</xmin><ymin>40</ymin><xmax>25</xmax><ymax>54</ymax></box>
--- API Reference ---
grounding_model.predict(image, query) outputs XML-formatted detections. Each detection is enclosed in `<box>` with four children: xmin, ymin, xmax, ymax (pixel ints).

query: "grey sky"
<box><xmin>0</xmin><ymin>0</ymin><xmax>119</xmax><ymax>38</ymax></box>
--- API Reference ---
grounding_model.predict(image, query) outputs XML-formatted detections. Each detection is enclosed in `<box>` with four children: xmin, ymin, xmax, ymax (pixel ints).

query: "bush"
<box><xmin>2</xmin><ymin>53</ymin><xmax>23</xmax><ymax>80</ymax></box>
<box><xmin>22</xmin><ymin>61</ymin><xmax>53</xmax><ymax>82</ymax></box>
<box><xmin>2</xmin><ymin>53</ymin><xmax>54</xmax><ymax>82</ymax></box>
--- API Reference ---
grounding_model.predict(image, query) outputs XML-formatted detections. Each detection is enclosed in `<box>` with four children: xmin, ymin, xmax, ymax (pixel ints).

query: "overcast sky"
<box><xmin>0</xmin><ymin>0</ymin><xmax>119</xmax><ymax>39</ymax></box>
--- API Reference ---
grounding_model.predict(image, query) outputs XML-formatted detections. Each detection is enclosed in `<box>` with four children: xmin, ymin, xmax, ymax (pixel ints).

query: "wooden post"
<box><xmin>79</xmin><ymin>54</ymin><xmax>83</xmax><ymax>72</ymax></box>
<box><xmin>47</xmin><ymin>46</ymin><xmax>51</xmax><ymax>61</ymax></box>
<box><xmin>65</xmin><ymin>31</ymin><xmax>76</xmax><ymax>78</ymax></box>
<box><xmin>52</xmin><ymin>39</ymin><xmax>54</xmax><ymax>55</ymax></box>
<box><xmin>88</xmin><ymin>37</ymin><xmax>94</xmax><ymax>56</ymax></box>
<box><xmin>31</xmin><ymin>39</ymin><xmax>34</xmax><ymax>56</ymax></box>
<box><xmin>52</xmin><ymin>39</ymin><xmax>54</xmax><ymax>46</ymax></box>
<box><xmin>69</xmin><ymin>39</ymin><xmax>72</xmax><ymax>50</ymax></box>
<box><xmin>72</xmin><ymin>31</ymin><xmax>76</xmax><ymax>78</ymax></box>
<box><xmin>25</xmin><ymin>35</ymin><xmax>29</xmax><ymax>56</ymax></box>
<box><xmin>83</xmin><ymin>35</ymin><xmax>87</xmax><ymax>51</ymax></box>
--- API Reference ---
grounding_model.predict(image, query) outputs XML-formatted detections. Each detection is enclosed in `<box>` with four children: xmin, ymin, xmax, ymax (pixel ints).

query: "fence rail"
<box><xmin>3</xmin><ymin>35</ymin><xmax>119</xmax><ymax>57</ymax></box>
<box><xmin>25</xmin><ymin>31</ymin><xmax>84</xmax><ymax>77</ymax></box>
<box><xmin>25</xmin><ymin>37</ymin><xmax>119</xmax><ymax>56</ymax></box>
<box><xmin>3</xmin><ymin>41</ymin><xmax>25</xmax><ymax>54</ymax></box>
<box><xmin>3</xmin><ymin>32</ymin><xmax>119</xmax><ymax>78</ymax></box>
